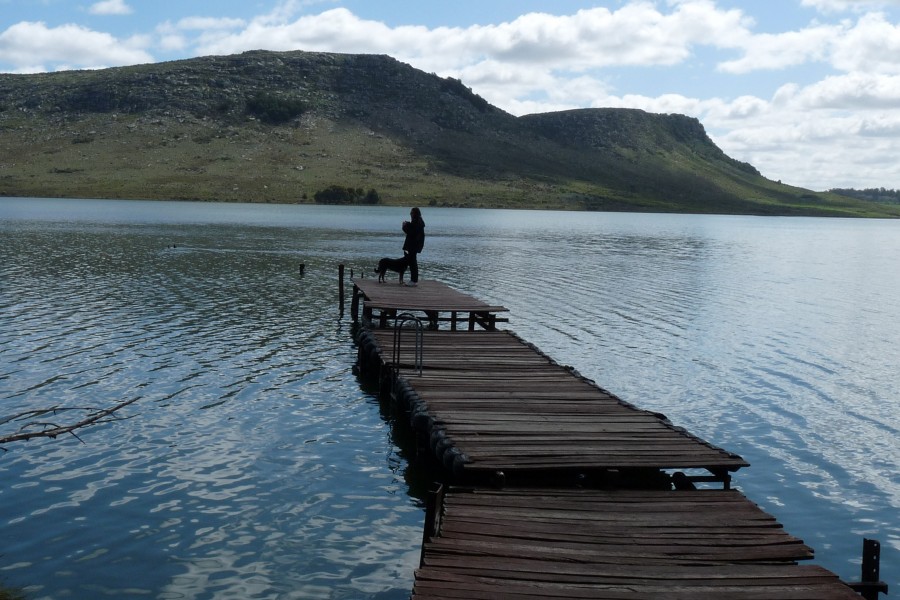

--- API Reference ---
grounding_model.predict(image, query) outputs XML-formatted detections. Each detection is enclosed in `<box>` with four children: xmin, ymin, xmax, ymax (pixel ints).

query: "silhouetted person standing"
<box><xmin>402</xmin><ymin>207</ymin><xmax>425</xmax><ymax>286</ymax></box>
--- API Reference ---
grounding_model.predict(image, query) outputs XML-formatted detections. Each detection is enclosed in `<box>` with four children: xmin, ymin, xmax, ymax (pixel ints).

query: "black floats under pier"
<box><xmin>349</xmin><ymin>278</ymin><xmax>881</xmax><ymax>599</ymax></box>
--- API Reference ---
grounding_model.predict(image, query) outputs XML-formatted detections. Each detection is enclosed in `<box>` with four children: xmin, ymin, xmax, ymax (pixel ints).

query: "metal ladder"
<box><xmin>393</xmin><ymin>312</ymin><xmax>424</xmax><ymax>376</ymax></box>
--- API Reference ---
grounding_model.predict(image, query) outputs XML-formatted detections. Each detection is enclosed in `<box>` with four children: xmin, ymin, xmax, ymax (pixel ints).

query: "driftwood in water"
<box><xmin>0</xmin><ymin>396</ymin><xmax>139</xmax><ymax>448</ymax></box>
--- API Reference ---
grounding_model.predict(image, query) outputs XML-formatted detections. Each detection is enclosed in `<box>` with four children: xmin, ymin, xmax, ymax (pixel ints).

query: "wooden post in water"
<box><xmin>338</xmin><ymin>264</ymin><xmax>345</xmax><ymax>312</ymax></box>
<box><xmin>351</xmin><ymin>284</ymin><xmax>360</xmax><ymax>322</ymax></box>
<box><xmin>849</xmin><ymin>538</ymin><xmax>889</xmax><ymax>600</ymax></box>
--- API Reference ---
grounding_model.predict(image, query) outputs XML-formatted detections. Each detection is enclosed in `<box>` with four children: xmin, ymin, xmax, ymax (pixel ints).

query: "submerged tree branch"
<box><xmin>0</xmin><ymin>396</ymin><xmax>140</xmax><ymax>449</ymax></box>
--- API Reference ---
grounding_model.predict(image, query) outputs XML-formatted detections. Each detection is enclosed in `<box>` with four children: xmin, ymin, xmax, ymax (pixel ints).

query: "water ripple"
<box><xmin>0</xmin><ymin>219</ymin><xmax>422</xmax><ymax>599</ymax></box>
<box><xmin>2</xmin><ymin>204</ymin><xmax>899</xmax><ymax>596</ymax></box>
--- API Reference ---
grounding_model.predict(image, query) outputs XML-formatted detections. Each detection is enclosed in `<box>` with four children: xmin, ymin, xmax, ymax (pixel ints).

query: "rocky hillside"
<box><xmin>1</xmin><ymin>49</ymin><xmax>896</xmax><ymax>217</ymax></box>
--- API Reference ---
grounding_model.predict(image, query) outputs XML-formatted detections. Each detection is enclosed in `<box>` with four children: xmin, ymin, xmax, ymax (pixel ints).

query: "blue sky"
<box><xmin>3</xmin><ymin>0</ymin><xmax>900</xmax><ymax>190</ymax></box>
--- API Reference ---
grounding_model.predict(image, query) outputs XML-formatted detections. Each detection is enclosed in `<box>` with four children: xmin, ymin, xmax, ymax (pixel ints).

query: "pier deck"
<box><xmin>413</xmin><ymin>487</ymin><xmax>860</xmax><ymax>599</ymax></box>
<box><xmin>352</xmin><ymin>278</ymin><xmax>508</xmax><ymax>330</ymax></box>
<box><xmin>363</xmin><ymin>329</ymin><xmax>748</xmax><ymax>484</ymax></box>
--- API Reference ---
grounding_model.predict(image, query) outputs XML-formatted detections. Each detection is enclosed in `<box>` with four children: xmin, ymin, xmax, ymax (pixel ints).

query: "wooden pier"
<box><xmin>414</xmin><ymin>487</ymin><xmax>860</xmax><ymax>599</ymax></box>
<box><xmin>349</xmin><ymin>278</ymin><xmax>872</xmax><ymax>599</ymax></box>
<box><xmin>360</xmin><ymin>328</ymin><xmax>746</xmax><ymax>487</ymax></box>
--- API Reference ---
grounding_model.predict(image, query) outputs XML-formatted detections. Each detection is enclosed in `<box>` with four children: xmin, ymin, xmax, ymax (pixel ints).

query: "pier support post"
<box><xmin>420</xmin><ymin>484</ymin><xmax>445</xmax><ymax>568</ymax></box>
<box><xmin>351</xmin><ymin>284</ymin><xmax>360</xmax><ymax>323</ymax></box>
<box><xmin>338</xmin><ymin>264</ymin><xmax>345</xmax><ymax>312</ymax></box>
<box><xmin>848</xmin><ymin>538</ymin><xmax>889</xmax><ymax>599</ymax></box>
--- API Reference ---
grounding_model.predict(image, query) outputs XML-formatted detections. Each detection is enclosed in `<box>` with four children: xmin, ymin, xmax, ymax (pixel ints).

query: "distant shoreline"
<box><xmin>3</xmin><ymin>194</ymin><xmax>899</xmax><ymax>219</ymax></box>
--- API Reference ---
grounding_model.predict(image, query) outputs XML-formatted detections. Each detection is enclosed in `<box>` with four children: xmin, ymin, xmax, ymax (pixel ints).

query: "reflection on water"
<box><xmin>1</xmin><ymin>208</ymin><xmax>423</xmax><ymax>599</ymax></box>
<box><xmin>1</xmin><ymin>199</ymin><xmax>899</xmax><ymax>596</ymax></box>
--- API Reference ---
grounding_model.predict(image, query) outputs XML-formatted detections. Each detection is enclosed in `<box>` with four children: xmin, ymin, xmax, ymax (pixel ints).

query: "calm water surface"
<box><xmin>1</xmin><ymin>198</ymin><xmax>898</xmax><ymax>598</ymax></box>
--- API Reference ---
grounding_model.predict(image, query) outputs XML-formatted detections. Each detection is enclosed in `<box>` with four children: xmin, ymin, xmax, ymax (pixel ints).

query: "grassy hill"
<box><xmin>1</xmin><ymin>49</ymin><xmax>897</xmax><ymax>218</ymax></box>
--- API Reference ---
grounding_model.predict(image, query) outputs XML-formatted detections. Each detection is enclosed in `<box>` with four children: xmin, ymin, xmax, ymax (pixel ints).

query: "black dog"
<box><xmin>375</xmin><ymin>256</ymin><xmax>409</xmax><ymax>283</ymax></box>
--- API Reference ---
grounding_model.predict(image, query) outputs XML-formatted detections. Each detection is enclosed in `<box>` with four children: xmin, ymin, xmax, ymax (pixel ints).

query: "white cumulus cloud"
<box><xmin>801</xmin><ymin>0</ymin><xmax>900</xmax><ymax>12</ymax></box>
<box><xmin>89</xmin><ymin>0</ymin><xmax>133</xmax><ymax>16</ymax></box>
<box><xmin>0</xmin><ymin>21</ymin><xmax>152</xmax><ymax>70</ymax></box>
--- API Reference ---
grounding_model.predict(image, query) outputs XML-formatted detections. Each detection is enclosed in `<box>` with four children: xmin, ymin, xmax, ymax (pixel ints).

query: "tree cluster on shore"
<box><xmin>313</xmin><ymin>185</ymin><xmax>381</xmax><ymax>205</ymax></box>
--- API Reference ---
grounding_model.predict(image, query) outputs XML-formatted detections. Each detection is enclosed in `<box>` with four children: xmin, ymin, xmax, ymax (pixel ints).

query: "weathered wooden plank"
<box><xmin>425</xmin><ymin>538</ymin><xmax>812</xmax><ymax>564</ymax></box>
<box><xmin>436</xmin><ymin>526</ymin><xmax>806</xmax><ymax>546</ymax></box>
<box><xmin>413</xmin><ymin>577</ymin><xmax>855</xmax><ymax>600</ymax></box>
<box><xmin>459</xmin><ymin>459</ymin><xmax>729</xmax><ymax>471</ymax></box>
<box><xmin>419</xmin><ymin>554</ymin><xmax>848</xmax><ymax>583</ymax></box>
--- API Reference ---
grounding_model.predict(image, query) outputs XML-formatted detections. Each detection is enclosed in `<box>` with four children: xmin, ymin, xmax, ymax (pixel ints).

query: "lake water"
<box><xmin>1</xmin><ymin>197</ymin><xmax>898</xmax><ymax>599</ymax></box>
